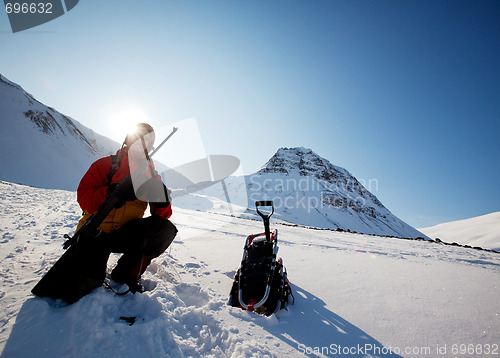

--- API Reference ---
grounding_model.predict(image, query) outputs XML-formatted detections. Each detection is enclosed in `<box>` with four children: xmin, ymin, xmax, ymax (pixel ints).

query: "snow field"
<box><xmin>1</xmin><ymin>181</ymin><xmax>499</xmax><ymax>357</ymax></box>
<box><xmin>420</xmin><ymin>212</ymin><xmax>500</xmax><ymax>251</ymax></box>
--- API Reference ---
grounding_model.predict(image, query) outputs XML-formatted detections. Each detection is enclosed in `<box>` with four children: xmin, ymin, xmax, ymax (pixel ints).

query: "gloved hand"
<box><xmin>151</xmin><ymin>185</ymin><xmax>172</xmax><ymax>208</ymax></box>
<box><xmin>136</xmin><ymin>177</ymin><xmax>171</xmax><ymax>205</ymax></box>
<box><xmin>106</xmin><ymin>182</ymin><xmax>136</xmax><ymax>209</ymax></box>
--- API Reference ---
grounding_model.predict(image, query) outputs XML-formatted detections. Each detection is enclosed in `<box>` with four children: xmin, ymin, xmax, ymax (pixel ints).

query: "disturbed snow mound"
<box><xmin>1</xmin><ymin>180</ymin><xmax>499</xmax><ymax>357</ymax></box>
<box><xmin>0</xmin><ymin>181</ymin><xmax>273</xmax><ymax>357</ymax></box>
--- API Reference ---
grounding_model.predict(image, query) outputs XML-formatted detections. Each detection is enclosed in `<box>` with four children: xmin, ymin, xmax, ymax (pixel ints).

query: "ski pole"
<box><xmin>149</xmin><ymin>127</ymin><xmax>178</xmax><ymax>157</ymax></box>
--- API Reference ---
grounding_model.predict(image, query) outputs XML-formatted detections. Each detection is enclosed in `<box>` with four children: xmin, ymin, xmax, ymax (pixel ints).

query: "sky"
<box><xmin>1</xmin><ymin>0</ymin><xmax>499</xmax><ymax>229</ymax></box>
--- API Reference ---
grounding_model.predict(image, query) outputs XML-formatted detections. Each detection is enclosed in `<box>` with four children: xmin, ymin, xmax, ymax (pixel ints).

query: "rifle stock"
<box><xmin>63</xmin><ymin>175</ymin><xmax>134</xmax><ymax>248</ymax></box>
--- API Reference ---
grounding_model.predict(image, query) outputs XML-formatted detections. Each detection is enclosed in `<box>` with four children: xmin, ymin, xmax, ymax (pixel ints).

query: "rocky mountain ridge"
<box><xmin>0</xmin><ymin>74</ymin><xmax>118</xmax><ymax>190</ymax></box>
<box><xmin>247</xmin><ymin>147</ymin><xmax>425</xmax><ymax>238</ymax></box>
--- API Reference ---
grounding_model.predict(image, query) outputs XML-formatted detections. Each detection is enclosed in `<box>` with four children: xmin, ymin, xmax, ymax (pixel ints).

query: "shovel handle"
<box><xmin>255</xmin><ymin>201</ymin><xmax>274</xmax><ymax>219</ymax></box>
<box><xmin>255</xmin><ymin>201</ymin><xmax>274</xmax><ymax>242</ymax></box>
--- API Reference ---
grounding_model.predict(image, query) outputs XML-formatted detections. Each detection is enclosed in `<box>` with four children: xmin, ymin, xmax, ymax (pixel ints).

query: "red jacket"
<box><xmin>76</xmin><ymin>149</ymin><xmax>172</xmax><ymax>233</ymax></box>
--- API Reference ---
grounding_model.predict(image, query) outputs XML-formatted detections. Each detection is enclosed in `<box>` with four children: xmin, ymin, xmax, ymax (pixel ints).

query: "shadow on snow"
<box><xmin>264</xmin><ymin>284</ymin><xmax>401</xmax><ymax>358</ymax></box>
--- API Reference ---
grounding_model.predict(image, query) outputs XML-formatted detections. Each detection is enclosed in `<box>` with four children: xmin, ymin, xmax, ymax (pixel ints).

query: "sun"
<box><xmin>108</xmin><ymin>107</ymin><xmax>150</xmax><ymax>143</ymax></box>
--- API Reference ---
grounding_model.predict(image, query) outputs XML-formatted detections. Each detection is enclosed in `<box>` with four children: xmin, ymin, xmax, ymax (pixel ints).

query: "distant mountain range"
<box><xmin>0</xmin><ymin>74</ymin><xmax>426</xmax><ymax>238</ymax></box>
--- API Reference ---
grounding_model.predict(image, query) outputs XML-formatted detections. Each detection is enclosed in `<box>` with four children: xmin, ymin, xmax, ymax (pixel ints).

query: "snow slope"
<box><xmin>1</xmin><ymin>181</ymin><xmax>499</xmax><ymax>358</ymax></box>
<box><xmin>419</xmin><ymin>212</ymin><xmax>500</xmax><ymax>251</ymax></box>
<box><xmin>0</xmin><ymin>74</ymin><xmax>119</xmax><ymax>191</ymax></box>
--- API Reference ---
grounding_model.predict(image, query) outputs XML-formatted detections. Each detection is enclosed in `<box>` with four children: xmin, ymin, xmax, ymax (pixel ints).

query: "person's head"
<box><xmin>124</xmin><ymin>123</ymin><xmax>155</xmax><ymax>152</ymax></box>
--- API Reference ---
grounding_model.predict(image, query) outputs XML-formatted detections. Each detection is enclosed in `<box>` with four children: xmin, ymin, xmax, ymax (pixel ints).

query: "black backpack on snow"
<box><xmin>229</xmin><ymin>201</ymin><xmax>293</xmax><ymax>316</ymax></box>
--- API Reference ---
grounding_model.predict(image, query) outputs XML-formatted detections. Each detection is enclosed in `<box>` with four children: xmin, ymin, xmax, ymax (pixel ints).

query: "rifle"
<box><xmin>63</xmin><ymin>126</ymin><xmax>178</xmax><ymax>249</ymax></box>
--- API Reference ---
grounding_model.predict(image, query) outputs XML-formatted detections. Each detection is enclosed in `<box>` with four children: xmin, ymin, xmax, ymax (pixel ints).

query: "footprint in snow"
<box><xmin>184</xmin><ymin>262</ymin><xmax>201</xmax><ymax>269</ymax></box>
<box><xmin>175</xmin><ymin>284</ymin><xmax>210</xmax><ymax>308</ymax></box>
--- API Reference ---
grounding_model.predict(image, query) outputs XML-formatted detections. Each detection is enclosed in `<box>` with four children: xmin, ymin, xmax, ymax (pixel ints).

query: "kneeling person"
<box><xmin>76</xmin><ymin>123</ymin><xmax>177</xmax><ymax>293</ymax></box>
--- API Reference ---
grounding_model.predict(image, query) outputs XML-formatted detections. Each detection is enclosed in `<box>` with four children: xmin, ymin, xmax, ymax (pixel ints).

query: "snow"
<box><xmin>0</xmin><ymin>74</ymin><xmax>119</xmax><ymax>191</ymax></box>
<box><xmin>419</xmin><ymin>212</ymin><xmax>500</xmax><ymax>251</ymax></box>
<box><xmin>1</xmin><ymin>180</ymin><xmax>499</xmax><ymax>357</ymax></box>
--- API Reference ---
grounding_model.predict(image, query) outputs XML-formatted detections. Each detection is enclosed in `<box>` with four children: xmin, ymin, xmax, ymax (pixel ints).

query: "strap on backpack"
<box><xmin>106</xmin><ymin>154</ymin><xmax>120</xmax><ymax>186</ymax></box>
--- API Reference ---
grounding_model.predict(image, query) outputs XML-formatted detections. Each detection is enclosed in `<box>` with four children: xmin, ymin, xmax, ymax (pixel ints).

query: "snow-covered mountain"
<box><xmin>245</xmin><ymin>147</ymin><xmax>425</xmax><ymax>239</ymax></box>
<box><xmin>0</xmin><ymin>74</ymin><xmax>119</xmax><ymax>190</ymax></box>
<box><xmin>1</xmin><ymin>181</ymin><xmax>499</xmax><ymax>357</ymax></box>
<box><xmin>0</xmin><ymin>75</ymin><xmax>423</xmax><ymax>238</ymax></box>
<box><xmin>419</xmin><ymin>211</ymin><xmax>500</xmax><ymax>251</ymax></box>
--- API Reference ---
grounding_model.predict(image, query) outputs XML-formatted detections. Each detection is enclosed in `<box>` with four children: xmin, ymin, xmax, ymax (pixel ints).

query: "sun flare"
<box><xmin>108</xmin><ymin>107</ymin><xmax>150</xmax><ymax>143</ymax></box>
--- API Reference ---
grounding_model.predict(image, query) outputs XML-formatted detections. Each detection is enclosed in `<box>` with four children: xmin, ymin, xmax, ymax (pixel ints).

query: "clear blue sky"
<box><xmin>1</xmin><ymin>0</ymin><xmax>499</xmax><ymax>228</ymax></box>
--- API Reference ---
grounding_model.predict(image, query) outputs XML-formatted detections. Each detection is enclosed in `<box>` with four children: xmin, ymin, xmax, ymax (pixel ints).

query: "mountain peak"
<box><xmin>249</xmin><ymin>146</ymin><xmax>425</xmax><ymax>238</ymax></box>
<box><xmin>259</xmin><ymin>146</ymin><xmax>347</xmax><ymax>181</ymax></box>
<box><xmin>0</xmin><ymin>74</ymin><xmax>23</xmax><ymax>90</ymax></box>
